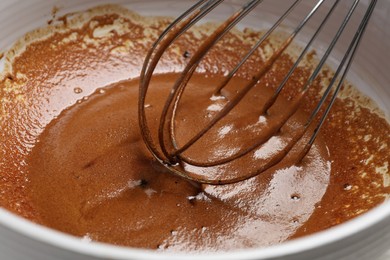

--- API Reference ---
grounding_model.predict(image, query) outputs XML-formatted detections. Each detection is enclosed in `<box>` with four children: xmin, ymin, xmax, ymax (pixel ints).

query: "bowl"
<box><xmin>0</xmin><ymin>0</ymin><xmax>389</xmax><ymax>259</ymax></box>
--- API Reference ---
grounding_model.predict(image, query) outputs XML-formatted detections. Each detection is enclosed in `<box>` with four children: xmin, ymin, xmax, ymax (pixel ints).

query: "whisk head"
<box><xmin>139</xmin><ymin>0</ymin><xmax>377</xmax><ymax>185</ymax></box>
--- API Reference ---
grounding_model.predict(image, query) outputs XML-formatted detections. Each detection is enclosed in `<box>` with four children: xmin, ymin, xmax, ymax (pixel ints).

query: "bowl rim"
<box><xmin>0</xmin><ymin>0</ymin><xmax>389</xmax><ymax>259</ymax></box>
<box><xmin>1</xmin><ymin>200</ymin><xmax>390</xmax><ymax>260</ymax></box>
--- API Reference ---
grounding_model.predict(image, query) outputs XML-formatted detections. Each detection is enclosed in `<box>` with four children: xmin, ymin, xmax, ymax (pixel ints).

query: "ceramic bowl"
<box><xmin>0</xmin><ymin>1</ymin><xmax>389</xmax><ymax>259</ymax></box>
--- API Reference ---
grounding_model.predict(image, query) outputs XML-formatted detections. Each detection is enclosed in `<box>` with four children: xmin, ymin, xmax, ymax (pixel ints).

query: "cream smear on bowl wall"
<box><xmin>0</xmin><ymin>1</ymin><xmax>390</xmax><ymax>260</ymax></box>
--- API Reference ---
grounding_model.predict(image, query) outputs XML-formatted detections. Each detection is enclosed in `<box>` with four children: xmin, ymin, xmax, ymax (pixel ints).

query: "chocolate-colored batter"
<box><xmin>27</xmin><ymin>73</ymin><xmax>332</xmax><ymax>250</ymax></box>
<box><xmin>0</xmin><ymin>5</ymin><xmax>389</xmax><ymax>252</ymax></box>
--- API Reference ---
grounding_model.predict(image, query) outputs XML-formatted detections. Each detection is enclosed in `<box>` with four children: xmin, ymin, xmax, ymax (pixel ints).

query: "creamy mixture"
<box><xmin>0</xmin><ymin>5</ymin><xmax>389</xmax><ymax>252</ymax></box>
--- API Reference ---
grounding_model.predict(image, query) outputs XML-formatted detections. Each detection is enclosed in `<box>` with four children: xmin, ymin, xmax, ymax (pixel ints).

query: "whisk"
<box><xmin>139</xmin><ymin>0</ymin><xmax>377</xmax><ymax>185</ymax></box>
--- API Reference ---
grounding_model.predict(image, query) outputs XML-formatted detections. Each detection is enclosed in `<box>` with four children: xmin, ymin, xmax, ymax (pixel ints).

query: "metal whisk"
<box><xmin>139</xmin><ymin>0</ymin><xmax>377</xmax><ymax>185</ymax></box>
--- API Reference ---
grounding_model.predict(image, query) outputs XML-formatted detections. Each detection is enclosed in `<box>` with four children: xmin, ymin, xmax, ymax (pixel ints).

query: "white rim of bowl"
<box><xmin>0</xmin><ymin>201</ymin><xmax>390</xmax><ymax>260</ymax></box>
<box><xmin>0</xmin><ymin>1</ymin><xmax>389</xmax><ymax>259</ymax></box>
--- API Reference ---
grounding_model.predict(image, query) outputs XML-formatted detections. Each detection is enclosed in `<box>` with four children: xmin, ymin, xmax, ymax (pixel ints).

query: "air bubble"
<box><xmin>344</xmin><ymin>184</ymin><xmax>352</xmax><ymax>191</ymax></box>
<box><xmin>157</xmin><ymin>244</ymin><xmax>169</xmax><ymax>249</ymax></box>
<box><xmin>183</xmin><ymin>50</ymin><xmax>191</xmax><ymax>58</ymax></box>
<box><xmin>74</xmin><ymin>87</ymin><xmax>83</xmax><ymax>94</ymax></box>
<box><xmin>291</xmin><ymin>194</ymin><xmax>300</xmax><ymax>201</ymax></box>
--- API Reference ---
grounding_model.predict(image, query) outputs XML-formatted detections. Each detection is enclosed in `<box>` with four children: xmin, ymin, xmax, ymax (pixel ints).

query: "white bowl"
<box><xmin>0</xmin><ymin>1</ymin><xmax>389</xmax><ymax>259</ymax></box>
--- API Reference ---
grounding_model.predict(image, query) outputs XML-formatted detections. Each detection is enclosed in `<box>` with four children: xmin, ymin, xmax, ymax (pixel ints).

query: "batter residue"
<box><xmin>0</xmin><ymin>5</ymin><xmax>389</xmax><ymax>252</ymax></box>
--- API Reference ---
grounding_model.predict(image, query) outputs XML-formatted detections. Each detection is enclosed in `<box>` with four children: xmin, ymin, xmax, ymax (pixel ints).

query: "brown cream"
<box><xmin>0</xmin><ymin>5</ymin><xmax>389</xmax><ymax>252</ymax></box>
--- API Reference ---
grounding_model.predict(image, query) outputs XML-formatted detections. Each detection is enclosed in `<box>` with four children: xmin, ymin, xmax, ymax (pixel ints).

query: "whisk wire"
<box><xmin>300</xmin><ymin>0</ymin><xmax>377</xmax><ymax>159</ymax></box>
<box><xmin>168</xmin><ymin>0</ymin><xmax>326</xmax><ymax>162</ymax></box>
<box><xmin>159</xmin><ymin>0</ymin><xmax>265</xmax><ymax>160</ymax></box>
<box><xmin>270</xmin><ymin>0</ymin><xmax>340</xmax><ymax>109</ymax></box>
<box><xmin>301</xmin><ymin>0</ymin><xmax>360</xmax><ymax>96</ymax></box>
<box><xmin>139</xmin><ymin>0</ymin><xmax>223</xmax><ymax>161</ymax></box>
<box><xmin>214</xmin><ymin>0</ymin><xmax>303</xmax><ymax>95</ymax></box>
